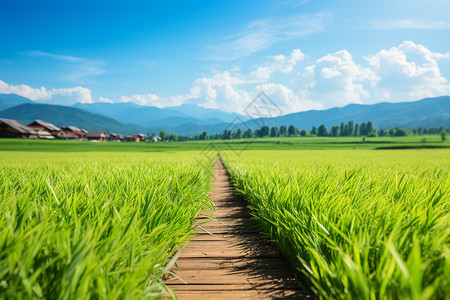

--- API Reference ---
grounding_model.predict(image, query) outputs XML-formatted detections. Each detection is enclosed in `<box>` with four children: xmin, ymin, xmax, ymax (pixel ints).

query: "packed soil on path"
<box><xmin>165</xmin><ymin>159</ymin><xmax>313</xmax><ymax>299</ymax></box>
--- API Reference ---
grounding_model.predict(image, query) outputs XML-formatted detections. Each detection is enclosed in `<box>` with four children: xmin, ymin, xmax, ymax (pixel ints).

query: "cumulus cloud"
<box><xmin>99</xmin><ymin>97</ymin><xmax>114</xmax><ymax>103</ymax></box>
<box><xmin>120</xmin><ymin>93</ymin><xmax>160</xmax><ymax>106</ymax></box>
<box><xmin>157</xmin><ymin>42</ymin><xmax>450</xmax><ymax>112</ymax></box>
<box><xmin>187</xmin><ymin>70</ymin><xmax>252</xmax><ymax>111</ymax></box>
<box><xmin>0</xmin><ymin>80</ymin><xmax>51</xmax><ymax>100</ymax></box>
<box><xmin>0</xmin><ymin>80</ymin><xmax>92</xmax><ymax>104</ymax></box>
<box><xmin>255</xmin><ymin>83</ymin><xmax>322</xmax><ymax>113</ymax></box>
<box><xmin>4</xmin><ymin>41</ymin><xmax>450</xmax><ymax>114</ymax></box>
<box><xmin>250</xmin><ymin>49</ymin><xmax>305</xmax><ymax>81</ymax></box>
<box><xmin>183</xmin><ymin>50</ymin><xmax>309</xmax><ymax>112</ymax></box>
<box><xmin>299</xmin><ymin>50</ymin><xmax>378</xmax><ymax>107</ymax></box>
<box><xmin>46</xmin><ymin>87</ymin><xmax>92</xmax><ymax>104</ymax></box>
<box><xmin>365</xmin><ymin>41</ymin><xmax>450</xmax><ymax>100</ymax></box>
<box><xmin>207</xmin><ymin>12</ymin><xmax>331</xmax><ymax>61</ymax></box>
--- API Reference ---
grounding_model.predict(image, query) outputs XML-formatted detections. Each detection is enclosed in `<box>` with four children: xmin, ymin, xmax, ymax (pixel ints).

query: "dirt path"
<box><xmin>165</xmin><ymin>158</ymin><xmax>311</xmax><ymax>299</ymax></box>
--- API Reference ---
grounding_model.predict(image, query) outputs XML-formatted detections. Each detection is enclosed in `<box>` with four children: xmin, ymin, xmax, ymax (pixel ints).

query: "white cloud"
<box><xmin>98</xmin><ymin>97</ymin><xmax>113</xmax><ymax>103</ymax></box>
<box><xmin>23</xmin><ymin>50</ymin><xmax>105</xmax><ymax>83</ymax></box>
<box><xmin>365</xmin><ymin>41</ymin><xmax>450</xmax><ymax>100</ymax></box>
<box><xmin>371</xmin><ymin>19</ymin><xmax>450</xmax><ymax>30</ymax></box>
<box><xmin>208</xmin><ymin>12</ymin><xmax>331</xmax><ymax>61</ymax></box>
<box><xmin>47</xmin><ymin>87</ymin><xmax>92</xmax><ymax>104</ymax></box>
<box><xmin>250</xmin><ymin>49</ymin><xmax>305</xmax><ymax>81</ymax></box>
<box><xmin>120</xmin><ymin>93</ymin><xmax>160</xmax><ymax>106</ymax></box>
<box><xmin>300</xmin><ymin>50</ymin><xmax>378</xmax><ymax>107</ymax></box>
<box><xmin>0</xmin><ymin>80</ymin><xmax>51</xmax><ymax>100</ymax></box>
<box><xmin>0</xmin><ymin>80</ymin><xmax>92</xmax><ymax>105</ymax></box>
<box><xmin>147</xmin><ymin>42</ymin><xmax>450</xmax><ymax>113</ymax></box>
<box><xmin>187</xmin><ymin>70</ymin><xmax>252</xmax><ymax>111</ymax></box>
<box><xmin>23</xmin><ymin>50</ymin><xmax>83</xmax><ymax>62</ymax></box>
<box><xmin>255</xmin><ymin>83</ymin><xmax>322</xmax><ymax>113</ymax></box>
<box><xmin>62</xmin><ymin>63</ymin><xmax>104</xmax><ymax>83</ymax></box>
<box><xmin>4</xmin><ymin>41</ymin><xmax>450</xmax><ymax>114</ymax></box>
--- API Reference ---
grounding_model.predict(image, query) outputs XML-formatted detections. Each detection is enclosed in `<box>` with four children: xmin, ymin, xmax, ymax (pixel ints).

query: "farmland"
<box><xmin>224</xmin><ymin>150</ymin><xmax>450</xmax><ymax>299</ymax></box>
<box><xmin>0</xmin><ymin>151</ymin><xmax>213</xmax><ymax>299</ymax></box>
<box><xmin>0</xmin><ymin>134</ymin><xmax>447</xmax><ymax>153</ymax></box>
<box><xmin>1</xmin><ymin>139</ymin><xmax>449</xmax><ymax>299</ymax></box>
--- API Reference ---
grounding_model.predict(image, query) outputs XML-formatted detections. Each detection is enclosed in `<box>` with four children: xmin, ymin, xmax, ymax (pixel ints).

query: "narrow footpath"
<box><xmin>165</xmin><ymin>159</ymin><xmax>312</xmax><ymax>299</ymax></box>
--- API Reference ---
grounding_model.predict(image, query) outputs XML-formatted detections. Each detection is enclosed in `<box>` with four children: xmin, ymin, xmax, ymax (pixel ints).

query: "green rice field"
<box><xmin>0</xmin><ymin>151</ymin><xmax>213</xmax><ymax>299</ymax></box>
<box><xmin>0</xmin><ymin>139</ymin><xmax>449</xmax><ymax>299</ymax></box>
<box><xmin>224</xmin><ymin>150</ymin><xmax>450</xmax><ymax>299</ymax></box>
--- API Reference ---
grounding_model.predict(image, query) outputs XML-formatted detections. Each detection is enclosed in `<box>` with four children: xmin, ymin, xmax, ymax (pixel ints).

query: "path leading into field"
<box><xmin>165</xmin><ymin>159</ymin><xmax>311</xmax><ymax>299</ymax></box>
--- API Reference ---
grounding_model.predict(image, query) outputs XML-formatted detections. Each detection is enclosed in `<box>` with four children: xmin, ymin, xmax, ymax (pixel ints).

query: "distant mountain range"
<box><xmin>73</xmin><ymin>102</ymin><xmax>242</xmax><ymax>130</ymax></box>
<box><xmin>0</xmin><ymin>103</ymin><xmax>146</xmax><ymax>134</ymax></box>
<box><xmin>73</xmin><ymin>102</ymin><xmax>247</xmax><ymax>134</ymax></box>
<box><xmin>242</xmin><ymin>96</ymin><xmax>450</xmax><ymax>130</ymax></box>
<box><xmin>0</xmin><ymin>94</ymin><xmax>32</xmax><ymax>111</ymax></box>
<box><xmin>0</xmin><ymin>93</ymin><xmax>449</xmax><ymax>135</ymax></box>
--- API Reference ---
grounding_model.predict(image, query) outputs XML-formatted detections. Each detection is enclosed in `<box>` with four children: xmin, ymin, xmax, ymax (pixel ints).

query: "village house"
<box><xmin>125</xmin><ymin>135</ymin><xmax>141</xmax><ymax>142</ymax></box>
<box><xmin>27</xmin><ymin>120</ymin><xmax>60</xmax><ymax>139</ymax></box>
<box><xmin>108</xmin><ymin>133</ymin><xmax>124</xmax><ymax>141</ymax></box>
<box><xmin>0</xmin><ymin>118</ymin><xmax>38</xmax><ymax>138</ymax></box>
<box><xmin>124</xmin><ymin>134</ymin><xmax>146</xmax><ymax>142</ymax></box>
<box><xmin>86</xmin><ymin>131</ymin><xmax>106</xmax><ymax>141</ymax></box>
<box><xmin>58</xmin><ymin>126</ymin><xmax>87</xmax><ymax>140</ymax></box>
<box><xmin>151</xmin><ymin>135</ymin><xmax>161</xmax><ymax>142</ymax></box>
<box><xmin>35</xmin><ymin>130</ymin><xmax>55</xmax><ymax>139</ymax></box>
<box><xmin>137</xmin><ymin>133</ymin><xmax>146</xmax><ymax>141</ymax></box>
<box><xmin>28</xmin><ymin>120</ymin><xmax>60</xmax><ymax>134</ymax></box>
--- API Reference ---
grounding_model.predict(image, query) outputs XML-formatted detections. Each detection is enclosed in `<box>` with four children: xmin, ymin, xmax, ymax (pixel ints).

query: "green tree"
<box><xmin>340</xmin><ymin>122</ymin><xmax>345</xmax><ymax>136</ymax></box>
<box><xmin>360</xmin><ymin>123</ymin><xmax>367</xmax><ymax>136</ymax></box>
<box><xmin>199</xmin><ymin>131</ymin><xmax>208</xmax><ymax>140</ymax></box>
<box><xmin>243</xmin><ymin>128</ymin><xmax>254</xmax><ymax>138</ymax></box>
<box><xmin>288</xmin><ymin>125</ymin><xmax>297</xmax><ymax>136</ymax></box>
<box><xmin>169</xmin><ymin>133</ymin><xmax>178</xmax><ymax>141</ymax></box>
<box><xmin>159</xmin><ymin>130</ymin><xmax>167</xmax><ymax>141</ymax></box>
<box><xmin>318</xmin><ymin>124</ymin><xmax>328</xmax><ymax>137</ymax></box>
<box><xmin>270</xmin><ymin>126</ymin><xmax>279</xmax><ymax>137</ymax></box>
<box><xmin>394</xmin><ymin>128</ymin><xmax>407</xmax><ymax>136</ymax></box>
<box><xmin>311</xmin><ymin>126</ymin><xmax>317</xmax><ymax>136</ymax></box>
<box><xmin>255</xmin><ymin>129</ymin><xmax>263</xmax><ymax>138</ymax></box>
<box><xmin>441</xmin><ymin>130</ymin><xmax>447</xmax><ymax>142</ymax></box>
<box><xmin>388</xmin><ymin>128</ymin><xmax>395</xmax><ymax>136</ymax></box>
<box><xmin>331</xmin><ymin>125</ymin><xmax>339</xmax><ymax>137</ymax></box>
<box><xmin>367</xmin><ymin>121</ymin><xmax>374</xmax><ymax>134</ymax></box>
<box><xmin>300</xmin><ymin>129</ymin><xmax>307</xmax><ymax>137</ymax></box>
<box><xmin>347</xmin><ymin>120</ymin><xmax>354</xmax><ymax>136</ymax></box>
<box><xmin>260</xmin><ymin>126</ymin><xmax>269</xmax><ymax>137</ymax></box>
<box><xmin>280</xmin><ymin>125</ymin><xmax>287</xmax><ymax>136</ymax></box>
<box><xmin>354</xmin><ymin>123</ymin><xmax>360</xmax><ymax>136</ymax></box>
<box><xmin>223</xmin><ymin>130</ymin><xmax>231</xmax><ymax>139</ymax></box>
<box><xmin>236</xmin><ymin>128</ymin><xmax>242</xmax><ymax>139</ymax></box>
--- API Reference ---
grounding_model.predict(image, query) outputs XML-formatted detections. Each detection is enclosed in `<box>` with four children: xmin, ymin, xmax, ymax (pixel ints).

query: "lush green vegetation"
<box><xmin>182</xmin><ymin>121</ymin><xmax>450</xmax><ymax>141</ymax></box>
<box><xmin>1</xmin><ymin>139</ymin><xmax>449</xmax><ymax>299</ymax></box>
<box><xmin>0</xmin><ymin>135</ymin><xmax>448</xmax><ymax>153</ymax></box>
<box><xmin>0</xmin><ymin>152</ymin><xmax>213</xmax><ymax>299</ymax></box>
<box><xmin>223</xmin><ymin>150</ymin><xmax>450</xmax><ymax>299</ymax></box>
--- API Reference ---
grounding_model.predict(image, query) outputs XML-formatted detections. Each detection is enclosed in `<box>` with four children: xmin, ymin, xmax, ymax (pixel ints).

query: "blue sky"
<box><xmin>1</xmin><ymin>0</ymin><xmax>449</xmax><ymax>113</ymax></box>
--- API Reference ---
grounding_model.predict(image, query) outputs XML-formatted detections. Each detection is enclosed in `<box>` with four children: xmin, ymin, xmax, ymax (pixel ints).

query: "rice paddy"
<box><xmin>223</xmin><ymin>150</ymin><xmax>450</xmax><ymax>299</ymax></box>
<box><xmin>0</xmin><ymin>152</ymin><xmax>213</xmax><ymax>299</ymax></box>
<box><xmin>1</xmin><ymin>141</ymin><xmax>449</xmax><ymax>299</ymax></box>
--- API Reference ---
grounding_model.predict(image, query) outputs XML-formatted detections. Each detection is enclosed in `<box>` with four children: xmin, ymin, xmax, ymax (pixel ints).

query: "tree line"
<box><xmin>152</xmin><ymin>121</ymin><xmax>450</xmax><ymax>142</ymax></box>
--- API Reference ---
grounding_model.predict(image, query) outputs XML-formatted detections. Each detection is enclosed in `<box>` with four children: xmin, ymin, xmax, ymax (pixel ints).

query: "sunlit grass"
<box><xmin>224</xmin><ymin>150</ymin><xmax>450</xmax><ymax>299</ymax></box>
<box><xmin>0</xmin><ymin>152</ymin><xmax>213</xmax><ymax>299</ymax></box>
